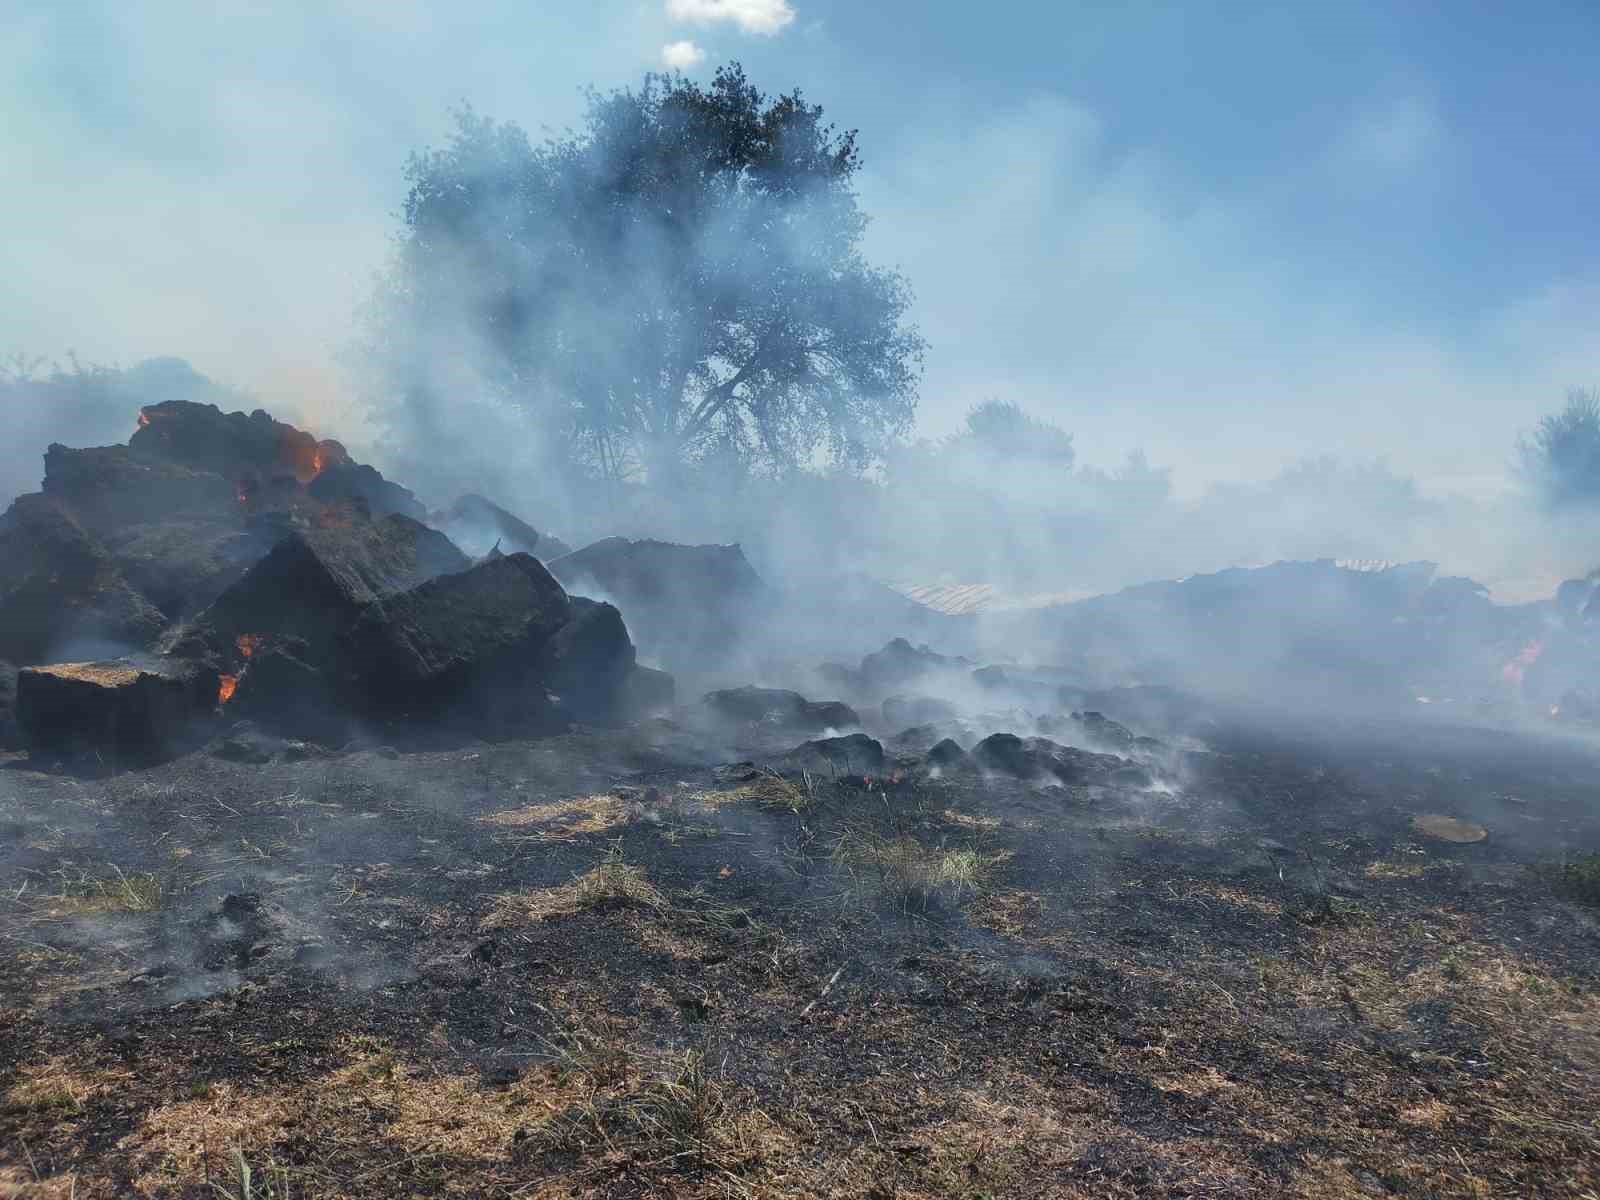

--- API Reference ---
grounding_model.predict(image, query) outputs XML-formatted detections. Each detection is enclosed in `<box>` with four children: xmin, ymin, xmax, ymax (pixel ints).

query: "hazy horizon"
<box><xmin>6</xmin><ymin>2</ymin><xmax>1598</xmax><ymax>503</ymax></box>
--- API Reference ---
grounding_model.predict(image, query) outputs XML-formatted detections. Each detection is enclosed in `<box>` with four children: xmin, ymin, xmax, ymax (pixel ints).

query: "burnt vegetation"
<box><xmin>4</xmin><ymin>59</ymin><xmax>1600</xmax><ymax>1200</ymax></box>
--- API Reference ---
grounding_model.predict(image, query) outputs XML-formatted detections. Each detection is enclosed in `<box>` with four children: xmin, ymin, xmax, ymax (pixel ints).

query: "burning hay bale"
<box><xmin>701</xmin><ymin>686</ymin><xmax>859</xmax><ymax>733</ymax></box>
<box><xmin>129</xmin><ymin>400</ymin><xmax>423</xmax><ymax>518</ymax></box>
<box><xmin>547</xmin><ymin>537</ymin><xmax>766</xmax><ymax>672</ymax></box>
<box><xmin>15</xmin><ymin>657</ymin><xmax>219</xmax><ymax>762</ymax></box>
<box><xmin>4</xmin><ymin>399</ymin><xmax>442</xmax><ymax>664</ymax></box>
<box><xmin>193</xmin><ymin>547</ymin><xmax>667</xmax><ymax>740</ymax></box>
<box><xmin>183</xmin><ymin>514</ymin><xmax>470</xmax><ymax>665</ymax></box>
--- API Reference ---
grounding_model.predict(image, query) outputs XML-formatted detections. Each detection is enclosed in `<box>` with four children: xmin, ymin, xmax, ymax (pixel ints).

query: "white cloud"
<box><xmin>1333</xmin><ymin>93</ymin><xmax>1442</xmax><ymax>175</ymax></box>
<box><xmin>660</xmin><ymin>39</ymin><xmax>706</xmax><ymax>69</ymax></box>
<box><xmin>665</xmin><ymin>0</ymin><xmax>795</xmax><ymax>36</ymax></box>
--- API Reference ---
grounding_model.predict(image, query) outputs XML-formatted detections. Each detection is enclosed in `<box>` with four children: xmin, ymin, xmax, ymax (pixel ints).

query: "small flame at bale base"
<box><xmin>136</xmin><ymin>409</ymin><xmax>151</xmax><ymax>429</ymax></box>
<box><xmin>218</xmin><ymin>674</ymin><xmax>238</xmax><ymax>704</ymax></box>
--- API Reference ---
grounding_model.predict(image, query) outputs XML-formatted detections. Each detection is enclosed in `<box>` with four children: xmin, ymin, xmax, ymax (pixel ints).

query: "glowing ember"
<box><xmin>236</xmin><ymin>633</ymin><xmax>264</xmax><ymax>659</ymax></box>
<box><xmin>136</xmin><ymin>409</ymin><xmax>151</xmax><ymax>429</ymax></box>
<box><xmin>218</xmin><ymin>674</ymin><xmax>238</xmax><ymax>704</ymax></box>
<box><xmin>1501</xmin><ymin>640</ymin><xmax>1544</xmax><ymax>687</ymax></box>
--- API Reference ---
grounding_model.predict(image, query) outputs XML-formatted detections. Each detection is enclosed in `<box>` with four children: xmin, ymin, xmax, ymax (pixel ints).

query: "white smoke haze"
<box><xmin>3</xmin><ymin>4</ymin><xmax>1598</xmax><ymax>616</ymax></box>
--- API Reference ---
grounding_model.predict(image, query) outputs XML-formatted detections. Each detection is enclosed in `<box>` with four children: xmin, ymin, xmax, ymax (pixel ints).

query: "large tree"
<box><xmin>1520</xmin><ymin>388</ymin><xmax>1600</xmax><ymax>507</ymax></box>
<box><xmin>366</xmin><ymin>63</ymin><xmax>924</xmax><ymax>486</ymax></box>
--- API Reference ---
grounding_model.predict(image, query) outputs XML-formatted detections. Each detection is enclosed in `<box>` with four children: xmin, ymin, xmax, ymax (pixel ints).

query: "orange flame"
<box><xmin>1502</xmin><ymin>640</ymin><xmax>1544</xmax><ymax>687</ymax></box>
<box><xmin>236</xmin><ymin>633</ymin><xmax>264</xmax><ymax>659</ymax></box>
<box><xmin>136</xmin><ymin>409</ymin><xmax>151</xmax><ymax>429</ymax></box>
<box><xmin>218</xmin><ymin>674</ymin><xmax>238</xmax><ymax>704</ymax></box>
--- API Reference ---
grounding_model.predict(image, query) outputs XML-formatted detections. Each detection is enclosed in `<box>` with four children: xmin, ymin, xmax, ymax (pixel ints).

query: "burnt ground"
<box><xmin>2</xmin><ymin>710</ymin><xmax>1599</xmax><ymax>1198</ymax></box>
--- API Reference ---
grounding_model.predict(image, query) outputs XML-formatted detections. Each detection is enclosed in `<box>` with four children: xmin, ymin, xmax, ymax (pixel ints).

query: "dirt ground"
<box><xmin>2</xmin><ymin>708</ymin><xmax>1599</xmax><ymax>1198</ymax></box>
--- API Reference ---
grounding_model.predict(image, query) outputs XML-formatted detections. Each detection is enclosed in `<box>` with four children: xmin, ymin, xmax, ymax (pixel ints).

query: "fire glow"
<box><xmin>218</xmin><ymin>674</ymin><xmax>239</xmax><ymax>704</ymax></box>
<box><xmin>1501</xmin><ymin>639</ymin><xmax>1544</xmax><ymax>687</ymax></box>
<box><xmin>236</xmin><ymin>633</ymin><xmax>264</xmax><ymax>659</ymax></box>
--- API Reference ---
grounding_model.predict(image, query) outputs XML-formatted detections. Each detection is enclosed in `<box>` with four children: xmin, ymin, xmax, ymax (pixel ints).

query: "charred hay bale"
<box><xmin>226</xmin><ymin>638</ymin><xmax>349</xmax><ymax>744</ymax></box>
<box><xmin>618</xmin><ymin>665</ymin><xmax>675</xmax><ymax>721</ymax></box>
<box><xmin>925</xmin><ymin>737</ymin><xmax>969</xmax><ymax>769</ymax></box>
<box><xmin>535</xmin><ymin>596</ymin><xmax>673</xmax><ymax>724</ymax></box>
<box><xmin>306</xmin><ymin>460</ymin><xmax>426</xmax><ymax>520</ymax></box>
<box><xmin>40</xmin><ymin>443</ymin><xmax>237</xmax><ymax>535</ymax></box>
<box><xmin>701</xmin><ymin>686</ymin><xmax>859</xmax><ymax>733</ymax></box>
<box><xmin>859</xmin><ymin>638</ymin><xmax>969</xmax><ymax>693</ymax></box>
<box><xmin>0</xmin><ymin>494</ymin><xmax>167</xmax><ymax>664</ymax></box>
<box><xmin>431</xmin><ymin>494</ymin><xmax>571</xmax><ymax>561</ymax></box>
<box><xmin>340</xmin><ymin>553</ymin><xmax>572</xmax><ymax>700</ymax></box>
<box><xmin>189</xmin><ymin>514</ymin><xmax>469</xmax><ymax>663</ymax></box>
<box><xmin>972</xmin><ymin>733</ymin><xmax>1126</xmax><ymax>785</ymax></box>
<box><xmin>17</xmin><ymin>658</ymin><xmax>219</xmax><ymax>762</ymax></box>
<box><xmin>539</xmin><ymin>596</ymin><xmax>637</xmax><ymax>723</ymax></box>
<box><xmin>547</xmin><ymin>537</ymin><xmax>765</xmax><ymax>670</ymax></box>
<box><xmin>784</xmin><ymin>732</ymin><xmax>885</xmax><ymax>776</ymax></box>
<box><xmin>102</xmin><ymin>520</ymin><xmax>275</xmax><ymax>622</ymax></box>
<box><xmin>1071</xmin><ymin>710</ymin><xmax>1138</xmax><ymax>751</ymax></box>
<box><xmin>338</xmin><ymin>552</ymin><xmax>577</xmax><ymax>730</ymax></box>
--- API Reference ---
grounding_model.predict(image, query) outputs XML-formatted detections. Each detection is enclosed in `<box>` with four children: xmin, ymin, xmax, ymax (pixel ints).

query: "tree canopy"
<box><xmin>366</xmin><ymin>63</ymin><xmax>924</xmax><ymax>486</ymax></box>
<box><xmin>1520</xmin><ymin>389</ymin><xmax>1600</xmax><ymax>507</ymax></box>
<box><xmin>955</xmin><ymin>399</ymin><xmax>1076</xmax><ymax>467</ymax></box>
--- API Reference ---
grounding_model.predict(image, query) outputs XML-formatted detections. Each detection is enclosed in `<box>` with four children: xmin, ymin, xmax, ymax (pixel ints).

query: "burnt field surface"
<box><xmin>3</xmin><ymin>708</ymin><xmax>1599</xmax><ymax>1198</ymax></box>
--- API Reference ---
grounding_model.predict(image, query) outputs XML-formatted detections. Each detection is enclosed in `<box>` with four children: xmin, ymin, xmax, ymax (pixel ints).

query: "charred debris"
<box><xmin>1</xmin><ymin>396</ymin><xmax>1597</xmax><ymax>772</ymax></box>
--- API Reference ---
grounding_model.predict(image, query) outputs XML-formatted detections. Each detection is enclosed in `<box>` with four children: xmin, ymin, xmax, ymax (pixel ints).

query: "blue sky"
<box><xmin>3</xmin><ymin>0</ymin><xmax>1596</xmax><ymax>494</ymax></box>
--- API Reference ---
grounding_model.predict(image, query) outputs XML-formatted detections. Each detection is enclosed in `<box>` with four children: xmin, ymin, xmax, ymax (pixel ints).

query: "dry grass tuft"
<box><xmin>28</xmin><ymin>863</ymin><xmax>164</xmax><ymax>918</ymax></box>
<box><xmin>524</xmin><ymin>1028</ymin><xmax>790</xmax><ymax>1184</ymax></box>
<box><xmin>1</xmin><ymin>1057</ymin><xmax>125</xmax><ymax>1117</ymax></box>
<box><xmin>479</xmin><ymin>792</ymin><xmax>635</xmax><ymax>843</ymax></box>
<box><xmin>482</xmin><ymin>842</ymin><xmax>664</xmax><ymax>928</ymax></box>
<box><xmin>831</xmin><ymin>828</ymin><xmax>1001</xmax><ymax>912</ymax></box>
<box><xmin>699</xmin><ymin>769</ymin><xmax>822</xmax><ymax>816</ymax></box>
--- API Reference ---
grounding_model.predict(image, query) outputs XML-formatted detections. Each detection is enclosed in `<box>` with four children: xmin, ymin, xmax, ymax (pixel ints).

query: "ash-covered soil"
<box><xmin>2</xmin><ymin>709</ymin><xmax>1599</xmax><ymax>1198</ymax></box>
